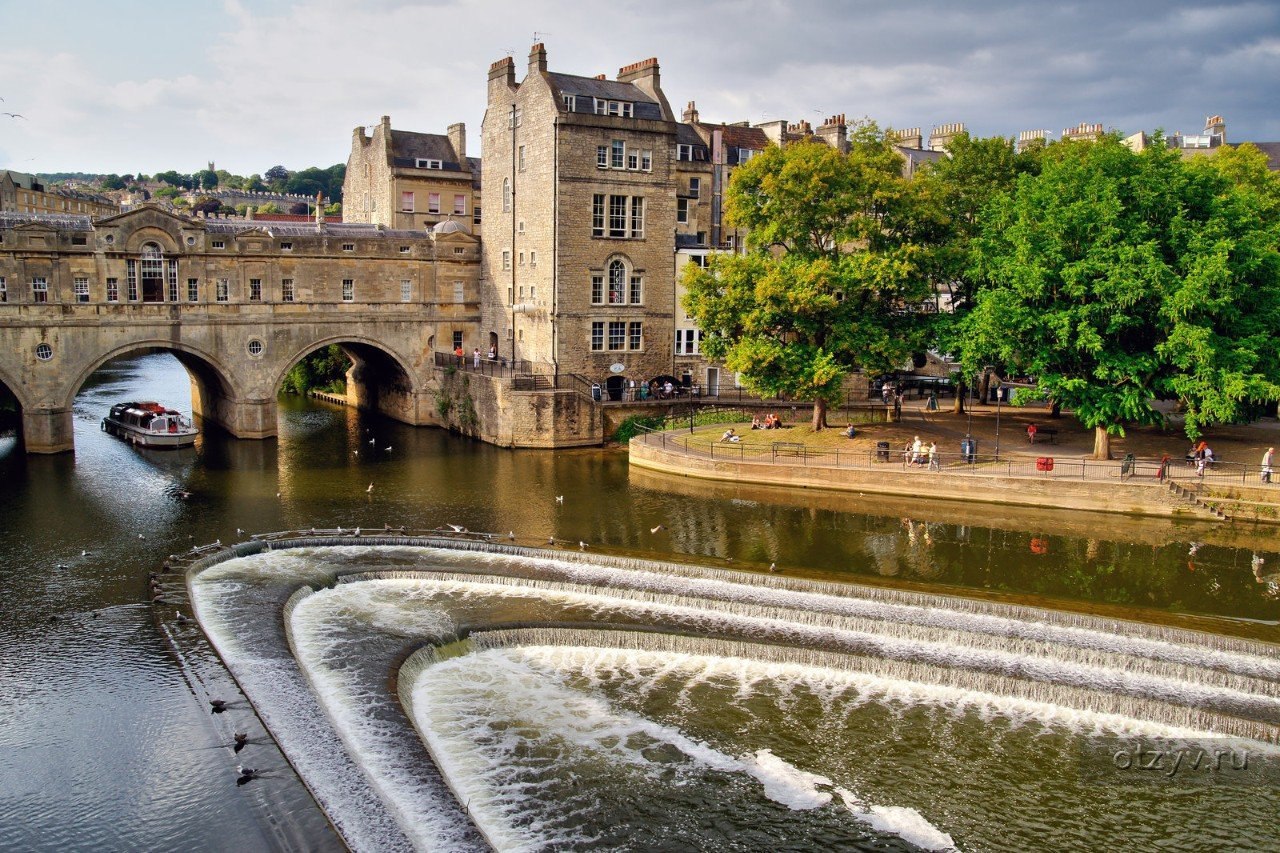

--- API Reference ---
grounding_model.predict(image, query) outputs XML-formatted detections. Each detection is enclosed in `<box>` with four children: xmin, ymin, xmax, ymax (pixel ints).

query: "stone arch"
<box><xmin>60</xmin><ymin>340</ymin><xmax>241</xmax><ymax>413</ymax></box>
<box><xmin>0</xmin><ymin>361</ymin><xmax>33</xmax><ymax>412</ymax></box>
<box><xmin>274</xmin><ymin>335</ymin><xmax>424</xmax><ymax>426</ymax></box>
<box><xmin>124</xmin><ymin>225</ymin><xmax>181</xmax><ymax>255</ymax></box>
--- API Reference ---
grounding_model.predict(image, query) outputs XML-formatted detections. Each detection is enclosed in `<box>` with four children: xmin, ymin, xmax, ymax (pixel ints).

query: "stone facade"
<box><xmin>343</xmin><ymin>116</ymin><xmax>481</xmax><ymax>233</ymax></box>
<box><xmin>1</xmin><ymin>170</ymin><xmax>119</xmax><ymax>217</ymax></box>
<box><xmin>481</xmin><ymin>45</ymin><xmax>679</xmax><ymax>401</ymax></box>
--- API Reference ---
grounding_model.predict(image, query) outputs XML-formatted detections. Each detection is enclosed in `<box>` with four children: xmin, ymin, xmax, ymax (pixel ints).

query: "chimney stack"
<box><xmin>683</xmin><ymin>101</ymin><xmax>700</xmax><ymax>124</ymax></box>
<box><xmin>889</xmin><ymin>127</ymin><xmax>923</xmax><ymax>150</ymax></box>
<box><xmin>447</xmin><ymin>122</ymin><xmax>466</xmax><ymax>160</ymax></box>
<box><xmin>817</xmin><ymin>113</ymin><xmax>849</xmax><ymax>154</ymax></box>
<box><xmin>529</xmin><ymin>42</ymin><xmax>547</xmax><ymax>74</ymax></box>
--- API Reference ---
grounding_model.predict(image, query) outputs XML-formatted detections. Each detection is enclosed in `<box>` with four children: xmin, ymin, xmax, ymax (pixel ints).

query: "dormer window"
<box><xmin>562</xmin><ymin>94</ymin><xmax>576</xmax><ymax>111</ymax></box>
<box><xmin>594</xmin><ymin>98</ymin><xmax>633</xmax><ymax>118</ymax></box>
<box><xmin>415</xmin><ymin>159</ymin><xmax>443</xmax><ymax>169</ymax></box>
<box><xmin>677</xmin><ymin>144</ymin><xmax>693</xmax><ymax>161</ymax></box>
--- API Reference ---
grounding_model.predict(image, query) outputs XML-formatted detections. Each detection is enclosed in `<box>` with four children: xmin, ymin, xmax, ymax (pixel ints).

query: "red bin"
<box><xmin>1036</xmin><ymin>457</ymin><xmax>1054</xmax><ymax>472</ymax></box>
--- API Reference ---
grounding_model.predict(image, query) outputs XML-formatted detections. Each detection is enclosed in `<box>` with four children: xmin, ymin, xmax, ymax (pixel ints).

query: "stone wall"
<box><xmin>434</xmin><ymin>367</ymin><xmax>604</xmax><ymax>447</ymax></box>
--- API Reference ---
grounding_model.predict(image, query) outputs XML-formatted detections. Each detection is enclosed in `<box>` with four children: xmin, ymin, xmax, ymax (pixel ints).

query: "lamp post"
<box><xmin>994</xmin><ymin>383</ymin><xmax>1002</xmax><ymax>460</ymax></box>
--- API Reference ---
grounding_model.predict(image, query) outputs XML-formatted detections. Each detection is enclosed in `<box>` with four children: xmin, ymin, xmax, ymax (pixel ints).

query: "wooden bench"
<box><xmin>771</xmin><ymin>442</ymin><xmax>806</xmax><ymax>459</ymax></box>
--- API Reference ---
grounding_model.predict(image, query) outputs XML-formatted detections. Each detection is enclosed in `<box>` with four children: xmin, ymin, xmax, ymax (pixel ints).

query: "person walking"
<box><xmin>1263</xmin><ymin>447</ymin><xmax>1275</xmax><ymax>484</ymax></box>
<box><xmin>472</xmin><ymin>348</ymin><xmax>481</xmax><ymax>368</ymax></box>
<box><xmin>927</xmin><ymin>442</ymin><xmax>940</xmax><ymax>471</ymax></box>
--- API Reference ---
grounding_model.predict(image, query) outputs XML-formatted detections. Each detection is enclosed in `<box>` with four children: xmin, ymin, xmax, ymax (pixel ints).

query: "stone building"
<box><xmin>343</xmin><ymin>116</ymin><xmax>482</xmax><ymax>234</ymax></box>
<box><xmin>1</xmin><ymin>170</ymin><xmax>119</xmax><ymax>217</ymax></box>
<box><xmin>0</xmin><ymin>203</ymin><xmax>479</xmax><ymax>344</ymax></box>
<box><xmin>481</xmin><ymin>44</ymin><xmax>679</xmax><ymax>401</ymax></box>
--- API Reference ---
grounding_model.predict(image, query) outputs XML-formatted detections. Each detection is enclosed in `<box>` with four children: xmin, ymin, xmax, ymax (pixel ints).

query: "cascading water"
<box><xmin>189</xmin><ymin>540</ymin><xmax>1280</xmax><ymax>852</ymax></box>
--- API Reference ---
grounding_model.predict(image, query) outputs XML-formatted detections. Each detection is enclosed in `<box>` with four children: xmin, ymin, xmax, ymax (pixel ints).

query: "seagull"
<box><xmin>233</xmin><ymin>732</ymin><xmax>249</xmax><ymax>753</ymax></box>
<box><xmin>508</xmin><ymin>531</ymin><xmax>516</xmax><ymax>540</ymax></box>
<box><xmin>369</xmin><ymin>437</ymin><xmax>376</xmax><ymax>445</ymax></box>
<box><xmin>383</xmin><ymin>446</ymin><xmax>392</xmax><ymax>453</ymax></box>
<box><xmin>236</xmin><ymin>528</ymin><xmax>245</xmax><ymax>536</ymax></box>
<box><xmin>81</xmin><ymin>550</ymin><xmax>88</xmax><ymax>557</ymax></box>
<box><xmin>236</xmin><ymin>765</ymin><xmax>261</xmax><ymax>784</ymax></box>
<box><xmin>367</xmin><ymin>483</ymin><xmax>374</xmax><ymax>493</ymax></box>
<box><xmin>210</xmin><ymin>699</ymin><xmax>228</xmax><ymax>712</ymax></box>
<box><xmin>3</xmin><ymin>113</ymin><xmax>26</xmax><ymax>120</ymax></box>
<box><xmin>1188</xmin><ymin>542</ymin><xmax>1202</xmax><ymax>557</ymax></box>
<box><xmin>650</xmin><ymin>525</ymin><xmax>665</xmax><ymax>534</ymax></box>
<box><xmin>768</xmin><ymin>562</ymin><xmax>780</xmax><ymax>573</ymax></box>
<box><xmin>176</xmin><ymin>613</ymin><xmax>191</xmax><ymax>624</ymax></box>
<box><xmin>446</xmin><ymin>523</ymin><xmax>466</xmax><ymax>533</ymax></box>
<box><xmin>555</xmin><ymin>495</ymin><xmax>564</xmax><ymax>504</ymax></box>
<box><xmin>353</xmin><ymin>527</ymin><xmax>361</xmax><ymax>536</ymax></box>
<box><xmin>137</xmin><ymin>533</ymin><xmax>146</xmax><ymax>540</ymax></box>
<box><xmin>55</xmin><ymin>562</ymin><xmax>70</xmax><ymax>569</ymax></box>
<box><xmin>547</xmin><ymin>536</ymin><xmax>555</xmax><ymax>545</ymax></box>
<box><xmin>579</xmin><ymin>541</ymin><xmax>587</xmax><ymax>550</ymax></box>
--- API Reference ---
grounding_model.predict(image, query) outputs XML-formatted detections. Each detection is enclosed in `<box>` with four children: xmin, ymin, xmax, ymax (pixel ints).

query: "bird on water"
<box><xmin>210</xmin><ymin>699</ymin><xmax>228</xmax><ymax>713</ymax></box>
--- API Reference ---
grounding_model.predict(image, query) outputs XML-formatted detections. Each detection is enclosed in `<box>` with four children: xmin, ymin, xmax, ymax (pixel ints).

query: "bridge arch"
<box><xmin>62</xmin><ymin>340</ymin><xmax>242</xmax><ymax>413</ymax></box>
<box><xmin>274</xmin><ymin>335</ymin><xmax>426</xmax><ymax>426</ymax></box>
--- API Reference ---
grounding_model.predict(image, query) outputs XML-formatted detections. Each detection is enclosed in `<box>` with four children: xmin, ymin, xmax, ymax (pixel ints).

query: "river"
<box><xmin>1</xmin><ymin>352</ymin><xmax>1277</xmax><ymax>851</ymax></box>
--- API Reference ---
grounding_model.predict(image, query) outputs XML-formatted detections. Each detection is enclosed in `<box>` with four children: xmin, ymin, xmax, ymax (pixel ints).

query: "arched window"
<box><xmin>502</xmin><ymin>178</ymin><xmax>511</xmax><ymax>212</ymax></box>
<box><xmin>126</xmin><ymin>241</ymin><xmax>167</xmax><ymax>303</ymax></box>
<box><xmin>608</xmin><ymin>259</ymin><xmax>626</xmax><ymax>304</ymax></box>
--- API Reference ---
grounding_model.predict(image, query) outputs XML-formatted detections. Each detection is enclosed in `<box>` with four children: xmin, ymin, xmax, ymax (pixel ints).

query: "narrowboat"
<box><xmin>102</xmin><ymin>402</ymin><xmax>198</xmax><ymax>448</ymax></box>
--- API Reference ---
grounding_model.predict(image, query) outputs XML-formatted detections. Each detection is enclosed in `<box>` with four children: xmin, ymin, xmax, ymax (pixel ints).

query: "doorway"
<box><xmin>706</xmin><ymin>367</ymin><xmax>720</xmax><ymax>396</ymax></box>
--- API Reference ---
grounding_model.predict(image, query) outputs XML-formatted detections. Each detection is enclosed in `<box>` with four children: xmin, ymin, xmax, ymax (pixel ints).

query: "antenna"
<box><xmin>532</xmin><ymin>31</ymin><xmax>551</xmax><ymax>42</ymax></box>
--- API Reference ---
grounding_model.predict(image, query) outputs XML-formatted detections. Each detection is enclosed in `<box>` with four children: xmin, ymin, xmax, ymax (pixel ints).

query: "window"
<box><xmin>608</xmin><ymin>260</ymin><xmax>626</xmax><ymax>304</ymax></box>
<box><xmin>641</xmin><ymin>150</ymin><xmax>652</xmax><ymax>171</ymax></box>
<box><xmin>342</xmin><ymin>279</ymin><xmax>354</xmax><ymax>301</ymax></box>
<box><xmin>630</xmin><ymin>197</ymin><xmax>645</xmax><ymax>239</ymax></box>
<box><xmin>627</xmin><ymin>150</ymin><xmax>639</xmax><ymax>170</ymax></box>
<box><xmin>167</xmin><ymin>260</ymin><xmax>179</xmax><ymax>302</ymax></box>
<box><xmin>453</xmin><ymin>247</ymin><xmax>465</xmax><ymax>256</ymax></box>
<box><xmin>281</xmin><ymin>279</ymin><xmax>294</xmax><ymax>302</ymax></box>
<box><xmin>591</xmin><ymin>321</ymin><xmax>604</xmax><ymax>351</ymax></box>
<box><xmin>611</xmin><ymin>139</ymin><xmax>625</xmax><ymax>169</ymax></box>
<box><xmin>594</xmin><ymin>99</ymin><xmax>633</xmax><ymax>117</ymax></box>
<box><xmin>608</xmin><ymin>321</ymin><xmax>626</xmax><ymax>350</ymax></box>
<box><xmin>216</xmin><ymin>279</ymin><xmax>229</xmax><ymax>302</ymax></box>
<box><xmin>212</xmin><ymin>240</ymin><xmax>225</xmax><ymax>249</ymax></box>
<box><xmin>454</xmin><ymin>194</ymin><xmax>466</xmax><ymax>215</ymax></box>
<box><xmin>675</xmin><ymin>329</ymin><xmax>701</xmax><ymax>355</ymax></box>
<box><xmin>597</xmin><ymin>145</ymin><xmax>608</xmax><ymax>168</ymax></box>
<box><xmin>529</xmin><ymin>285</ymin><xmax>536</xmax><ymax>300</ymax></box>
<box><xmin>591</xmin><ymin>274</ymin><xmax>604</xmax><ymax>305</ymax></box>
<box><xmin>517</xmin><ymin>220</ymin><xmax>525</xmax><ymax>234</ymax></box>
<box><xmin>689</xmin><ymin>177</ymin><xmax>701</xmax><ymax>198</ymax></box>
<box><xmin>473</xmin><ymin>206</ymin><xmax>482</xmax><ymax>225</ymax></box>
<box><xmin>677</xmin><ymin>198</ymin><xmax>689</xmax><ymax>224</ymax></box>
<box><xmin>187</xmin><ymin>279</ymin><xmax>199</xmax><ymax>302</ymax></box>
<box><xmin>609</xmin><ymin>195</ymin><xmax>627</xmax><ymax>238</ymax></box>
<box><xmin>0</xmin><ymin>277</ymin><xmax>6</xmax><ymax>302</ymax></box>
<box><xmin>502</xmin><ymin>178</ymin><xmax>511</xmax><ymax>212</ymax></box>
<box><xmin>677</xmin><ymin>144</ymin><xmax>693</xmax><ymax>161</ymax></box>
<box><xmin>400</xmin><ymin>279</ymin><xmax>412</xmax><ymax>302</ymax></box>
<box><xmin>401</xmin><ymin>191</ymin><xmax>415</xmax><ymax>212</ymax></box>
<box><xmin>247</xmin><ymin>340</ymin><xmax>264</xmax><ymax>357</ymax></box>
<box><xmin>453</xmin><ymin>280</ymin><xmax>465</xmax><ymax>303</ymax></box>
<box><xmin>126</xmin><ymin>264</ymin><xmax>139</xmax><ymax>301</ymax></box>
<box><xmin>501</xmin><ymin>250</ymin><xmax>511</xmax><ymax>271</ymax></box>
<box><xmin>507</xmin><ymin>109</ymin><xmax>522</xmax><ymax>128</ymax></box>
<box><xmin>428</xmin><ymin>193</ymin><xmax>440</xmax><ymax>214</ymax></box>
<box><xmin>530</xmin><ymin>251</ymin><xmax>537</xmax><ymax>267</ymax></box>
<box><xmin>415</xmin><ymin>158</ymin><xmax>443</xmax><ymax>169</ymax></box>
<box><xmin>281</xmin><ymin>241</ymin><xmax>293</xmax><ymax>251</ymax></box>
<box><xmin>738</xmin><ymin>148</ymin><xmax>756</xmax><ymax>164</ymax></box>
<box><xmin>399</xmin><ymin>245</ymin><xmax>411</xmax><ymax>254</ymax></box>
<box><xmin>518</xmin><ymin>146</ymin><xmax>526</xmax><ymax>171</ymax></box>
<box><xmin>592</xmin><ymin>194</ymin><xmax>605</xmax><ymax>237</ymax></box>
<box><xmin>452</xmin><ymin>330</ymin><xmax>463</xmax><ymax>350</ymax></box>
<box><xmin>563</xmin><ymin>94</ymin><xmax>576</xmax><ymax>111</ymax></box>
<box><xmin>74</xmin><ymin>276</ymin><xmax>89</xmax><ymax>303</ymax></box>
<box><xmin>630</xmin><ymin>275</ymin><xmax>643</xmax><ymax>304</ymax></box>
<box><xmin>35</xmin><ymin>343</ymin><xmax>53</xmax><ymax>361</ymax></box>
<box><xmin>691</xmin><ymin>254</ymin><xmax>709</xmax><ymax>268</ymax></box>
<box><xmin>106</xmin><ymin>277</ymin><xmax>118</xmax><ymax>302</ymax></box>
<box><xmin>594</xmin><ymin>194</ymin><xmax>644</xmax><ymax>238</ymax></box>
<box><xmin>629</xmin><ymin>321</ymin><xmax>643</xmax><ymax>350</ymax></box>
<box><xmin>342</xmin><ymin>243</ymin><xmax>355</xmax><ymax>252</ymax></box>
<box><xmin>249</xmin><ymin>279</ymin><xmax>262</xmax><ymax>302</ymax></box>
<box><xmin>71</xmin><ymin>235</ymin><xmax>87</xmax><ymax>246</ymax></box>
<box><xmin>518</xmin><ymin>251</ymin><xmax>525</xmax><ymax>266</ymax></box>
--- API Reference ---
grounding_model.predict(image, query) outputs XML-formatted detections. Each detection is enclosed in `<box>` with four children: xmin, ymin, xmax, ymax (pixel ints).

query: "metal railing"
<box><xmin>635</xmin><ymin>425</ymin><xmax>1279</xmax><ymax>488</ymax></box>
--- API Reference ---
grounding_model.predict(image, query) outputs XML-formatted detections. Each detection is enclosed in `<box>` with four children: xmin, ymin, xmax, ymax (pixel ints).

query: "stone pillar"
<box><xmin>190</xmin><ymin>382</ymin><xmax>277</xmax><ymax>439</ymax></box>
<box><xmin>22</xmin><ymin>406</ymin><xmax>74</xmax><ymax>454</ymax></box>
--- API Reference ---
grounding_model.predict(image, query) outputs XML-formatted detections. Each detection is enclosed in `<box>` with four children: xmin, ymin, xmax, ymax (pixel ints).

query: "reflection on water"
<box><xmin>0</xmin><ymin>352</ymin><xmax>1277</xmax><ymax>850</ymax></box>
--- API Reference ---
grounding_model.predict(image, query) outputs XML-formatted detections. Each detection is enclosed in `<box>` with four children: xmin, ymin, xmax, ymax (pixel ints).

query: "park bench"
<box><xmin>771</xmin><ymin>442</ymin><xmax>806</xmax><ymax>459</ymax></box>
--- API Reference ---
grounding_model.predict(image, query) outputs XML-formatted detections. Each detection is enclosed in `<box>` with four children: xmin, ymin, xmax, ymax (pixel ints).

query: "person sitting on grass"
<box><xmin>751</xmin><ymin>415</ymin><xmax>762</xmax><ymax>430</ymax></box>
<box><xmin>721</xmin><ymin>428</ymin><xmax>741</xmax><ymax>443</ymax></box>
<box><xmin>845</xmin><ymin>424</ymin><xmax>857</xmax><ymax>439</ymax></box>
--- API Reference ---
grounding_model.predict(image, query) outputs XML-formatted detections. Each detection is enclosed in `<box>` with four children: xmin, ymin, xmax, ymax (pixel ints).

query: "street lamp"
<box><xmin>994</xmin><ymin>383</ymin><xmax>1002</xmax><ymax>460</ymax></box>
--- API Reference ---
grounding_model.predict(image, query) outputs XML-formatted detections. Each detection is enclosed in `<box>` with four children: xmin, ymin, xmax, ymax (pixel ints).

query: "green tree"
<box><xmin>190</xmin><ymin>196</ymin><xmax>221</xmax><ymax>215</ymax></box>
<box><xmin>99</xmin><ymin>174</ymin><xmax>126</xmax><ymax>191</ymax></box>
<box><xmin>683</xmin><ymin>131</ymin><xmax>932</xmax><ymax>430</ymax></box>
<box><xmin>195</xmin><ymin>169</ymin><xmax>219</xmax><ymax>190</ymax></box>
<box><xmin>962</xmin><ymin>135</ymin><xmax>1280</xmax><ymax>458</ymax></box>
<box><xmin>244</xmin><ymin>174</ymin><xmax>267</xmax><ymax>192</ymax></box>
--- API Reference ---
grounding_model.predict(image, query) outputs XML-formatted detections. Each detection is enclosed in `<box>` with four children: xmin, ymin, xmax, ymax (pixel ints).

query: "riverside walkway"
<box><xmin>628</xmin><ymin>404</ymin><xmax>1280</xmax><ymax>524</ymax></box>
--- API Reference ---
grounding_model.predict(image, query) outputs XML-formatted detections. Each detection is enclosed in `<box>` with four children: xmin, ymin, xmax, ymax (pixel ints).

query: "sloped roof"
<box><xmin>714</xmin><ymin>124</ymin><xmax>769</xmax><ymax>150</ymax></box>
<box><xmin>549</xmin><ymin>72</ymin><xmax>666</xmax><ymax>121</ymax></box>
<box><xmin>1243</xmin><ymin>141</ymin><xmax>1280</xmax><ymax>171</ymax></box>
<box><xmin>0</xmin><ymin>212</ymin><xmax>94</xmax><ymax>231</ymax></box>
<box><xmin>388</xmin><ymin>130</ymin><xmax>466</xmax><ymax>172</ymax></box>
<box><xmin>676</xmin><ymin>123</ymin><xmax>708</xmax><ymax>148</ymax></box>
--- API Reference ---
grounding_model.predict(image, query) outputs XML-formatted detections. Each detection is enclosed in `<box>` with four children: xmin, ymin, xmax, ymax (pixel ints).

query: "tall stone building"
<box><xmin>1</xmin><ymin>171</ymin><xmax>119</xmax><ymax>217</ymax></box>
<box><xmin>481</xmin><ymin>45</ymin><xmax>678</xmax><ymax>400</ymax></box>
<box><xmin>343</xmin><ymin>117</ymin><xmax>482</xmax><ymax>233</ymax></box>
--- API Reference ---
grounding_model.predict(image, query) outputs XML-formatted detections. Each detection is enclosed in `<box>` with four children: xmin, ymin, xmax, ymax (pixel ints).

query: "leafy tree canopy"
<box><xmin>961</xmin><ymin>134</ymin><xmax>1280</xmax><ymax>456</ymax></box>
<box><xmin>683</xmin><ymin>129</ymin><xmax>932</xmax><ymax>429</ymax></box>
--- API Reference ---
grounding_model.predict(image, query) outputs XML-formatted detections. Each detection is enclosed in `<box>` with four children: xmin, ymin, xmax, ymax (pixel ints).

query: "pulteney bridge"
<box><xmin>0</xmin><ymin>206</ymin><xmax>481</xmax><ymax>452</ymax></box>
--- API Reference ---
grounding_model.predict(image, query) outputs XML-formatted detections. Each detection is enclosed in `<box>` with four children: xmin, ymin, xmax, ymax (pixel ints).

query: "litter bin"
<box><xmin>591</xmin><ymin>383</ymin><xmax>602</xmax><ymax>402</ymax></box>
<box><xmin>961</xmin><ymin>437</ymin><xmax>977</xmax><ymax>463</ymax></box>
<box><xmin>876</xmin><ymin>441</ymin><xmax>891</xmax><ymax>462</ymax></box>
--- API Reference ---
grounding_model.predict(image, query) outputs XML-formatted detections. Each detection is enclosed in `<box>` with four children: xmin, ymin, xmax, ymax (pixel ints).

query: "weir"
<box><xmin>188</xmin><ymin>538</ymin><xmax>1280</xmax><ymax>851</ymax></box>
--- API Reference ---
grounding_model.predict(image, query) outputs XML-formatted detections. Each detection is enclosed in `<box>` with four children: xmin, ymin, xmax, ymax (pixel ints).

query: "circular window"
<box><xmin>186</xmin><ymin>236</ymin><xmax>196</xmax><ymax>246</ymax></box>
<box><xmin>247</xmin><ymin>339</ymin><xmax>264</xmax><ymax>357</ymax></box>
<box><xmin>103</xmin><ymin>234</ymin><xmax>114</xmax><ymax>244</ymax></box>
<box><xmin>35</xmin><ymin>343</ymin><xmax>53</xmax><ymax>361</ymax></box>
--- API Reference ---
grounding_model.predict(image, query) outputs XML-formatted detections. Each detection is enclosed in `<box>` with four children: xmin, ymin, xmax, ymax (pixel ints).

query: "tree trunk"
<box><xmin>1093</xmin><ymin>426</ymin><xmax>1112</xmax><ymax>460</ymax></box>
<box><xmin>978</xmin><ymin>371</ymin><xmax>992</xmax><ymax>405</ymax></box>
<box><xmin>953</xmin><ymin>380</ymin><xmax>966</xmax><ymax>415</ymax></box>
<box><xmin>1050</xmin><ymin>401</ymin><xmax>1061</xmax><ymax>419</ymax></box>
<box><xmin>812</xmin><ymin>398</ymin><xmax>828</xmax><ymax>431</ymax></box>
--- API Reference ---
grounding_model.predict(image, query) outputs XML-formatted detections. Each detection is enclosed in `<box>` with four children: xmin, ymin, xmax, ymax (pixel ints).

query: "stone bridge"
<box><xmin>0</xmin><ymin>205</ymin><xmax>481</xmax><ymax>452</ymax></box>
<box><xmin>0</xmin><ymin>302</ymin><xmax>442</xmax><ymax>452</ymax></box>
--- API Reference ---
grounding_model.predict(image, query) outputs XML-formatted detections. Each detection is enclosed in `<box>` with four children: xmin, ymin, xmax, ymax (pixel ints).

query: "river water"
<box><xmin>1</xmin><ymin>352</ymin><xmax>1278</xmax><ymax>851</ymax></box>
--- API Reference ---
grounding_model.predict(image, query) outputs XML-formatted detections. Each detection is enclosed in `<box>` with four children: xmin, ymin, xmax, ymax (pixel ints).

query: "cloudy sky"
<box><xmin>2</xmin><ymin>0</ymin><xmax>1278</xmax><ymax>177</ymax></box>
